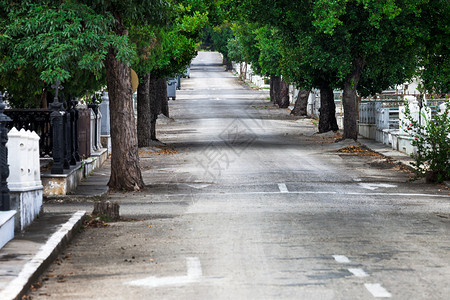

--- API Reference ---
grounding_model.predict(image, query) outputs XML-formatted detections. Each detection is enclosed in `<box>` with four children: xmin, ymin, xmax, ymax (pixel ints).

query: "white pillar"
<box><xmin>90</xmin><ymin>109</ymin><xmax>97</xmax><ymax>152</ymax></box>
<box><xmin>6</xmin><ymin>128</ymin><xmax>28</xmax><ymax>189</ymax></box>
<box><xmin>30</xmin><ymin>131</ymin><xmax>41</xmax><ymax>186</ymax></box>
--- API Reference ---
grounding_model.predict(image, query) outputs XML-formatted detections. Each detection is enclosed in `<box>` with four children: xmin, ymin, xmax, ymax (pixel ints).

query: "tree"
<box><xmin>226</xmin><ymin>22</ymin><xmax>291</xmax><ymax>108</ymax></box>
<box><xmin>236</xmin><ymin>0</ymin><xmax>428</xmax><ymax>138</ymax></box>
<box><xmin>0</xmin><ymin>0</ymin><xmax>169</xmax><ymax>191</ymax></box>
<box><xmin>202</xmin><ymin>24</ymin><xmax>234</xmax><ymax>68</ymax></box>
<box><xmin>417</xmin><ymin>0</ymin><xmax>450</xmax><ymax>94</ymax></box>
<box><xmin>254</xmin><ymin>26</ymin><xmax>290</xmax><ymax>108</ymax></box>
<box><xmin>132</xmin><ymin>2</ymin><xmax>208</xmax><ymax>146</ymax></box>
<box><xmin>0</xmin><ymin>1</ymin><xmax>110</xmax><ymax>107</ymax></box>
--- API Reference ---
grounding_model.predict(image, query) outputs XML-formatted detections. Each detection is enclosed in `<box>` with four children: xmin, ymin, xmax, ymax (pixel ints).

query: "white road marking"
<box><xmin>186</xmin><ymin>257</ymin><xmax>202</xmax><ymax>278</ymax></box>
<box><xmin>186</xmin><ymin>184</ymin><xmax>210</xmax><ymax>189</ymax></box>
<box><xmin>126</xmin><ymin>257</ymin><xmax>202</xmax><ymax>289</ymax></box>
<box><xmin>0</xmin><ymin>211</ymin><xmax>86</xmax><ymax>300</ymax></box>
<box><xmin>162</xmin><ymin>190</ymin><xmax>448</xmax><ymax>198</ymax></box>
<box><xmin>365</xmin><ymin>283</ymin><xmax>392</xmax><ymax>298</ymax></box>
<box><xmin>332</xmin><ymin>255</ymin><xmax>350</xmax><ymax>263</ymax></box>
<box><xmin>348</xmin><ymin>268</ymin><xmax>369</xmax><ymax>277</ymax></box>
<box><xmin>278</xmin><ymin>183</ymin><xmax>289</xmax><ymax>193</ymax></box>
<box><xmin>358</xmin><ymin>183</ymin><xmax>397</xmax><ymax>190</ymax></box>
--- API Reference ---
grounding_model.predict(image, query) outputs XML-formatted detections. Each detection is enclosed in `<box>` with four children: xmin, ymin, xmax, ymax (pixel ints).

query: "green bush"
<box><xmin>402</xmin><ymin>99</ymin><xmax>450</xmax><ymax>183</ymax></box>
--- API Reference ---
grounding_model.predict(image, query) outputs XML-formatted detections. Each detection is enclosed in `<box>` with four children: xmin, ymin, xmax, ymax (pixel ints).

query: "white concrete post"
<box><xmin>90</xmin><ymin>109</ymin><xmax>96</xmax><ymax>152</ymax></box>
<box><xmin>25</xmin><ymin>130</ymin><xmax>34</xmax><ymax>185</ymax></box>
<box><xmin>96</xmin><ymin>110</ymin><xmax>102</xmax><ymax>149</ymax></box>
<box><xmin>100</xmin><ymin>92</ymin><xmax>110</xmax><ymax>135</ymax></box>
<box><xmin>30</xmin><ymin>131</ymin><xmax>41</xmax><ymax>186</ymax></box>
<box><xmin>6</xmin><ymin>128</ymin><xmax>28</xmax><ymax>189</ymax></box>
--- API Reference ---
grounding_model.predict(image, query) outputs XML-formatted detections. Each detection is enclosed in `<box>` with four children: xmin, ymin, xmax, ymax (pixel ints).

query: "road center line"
<box><xmin>278</xmin><ymin>183</ymin><xmax>289</xmax><ymax>193</ymax></box>
<box><xmin>364</xmin><ymin>283</ymin><xmax>392</xmax><ymax>298</ymax></box>
<box><xmin>163</xmin><ymin>190</ymin><xmax>448</xmax><ymax>198</ymax></box>
<box><xmin>332</xmin><ymin>255</ymin><xmax>350</xmax><ymax>263</ymax></box>
<box><xmin>348</xmin><ymin>268</ymin><xmax>369</xmax><ymax>277</ymax></box>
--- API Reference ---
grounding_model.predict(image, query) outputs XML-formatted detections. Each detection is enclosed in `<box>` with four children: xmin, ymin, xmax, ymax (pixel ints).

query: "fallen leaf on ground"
<box><xmin>337</xmin><ymin>146</ymin><xmax>381</xmax><ymax>156</ymax></box>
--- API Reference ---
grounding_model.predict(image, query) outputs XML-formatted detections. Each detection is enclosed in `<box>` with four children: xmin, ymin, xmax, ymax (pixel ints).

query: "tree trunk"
<box><xmin>137</xmin><ymin>73</ymin><xmax>151</xmax><ymax>147</ymax></box>
<box><xmin>149</xmin><ymin>75</ymin><xmax>168</xmax><ymax>141</ymax></box>
<box><xmin>278</xmin><ymin>78</ymin><xmax>290</xmax><ymax>108</ymax></box>
<box><xmin>318</xmin><ymin>81</ymin><xmax>339</xmax><ymax>133</ymax></box>
<box><xmin>342</xmin><ymin>57</ymin><xmax>365</xmax><ymax>140</ymax></box>
<box><xmin>291</xmin><ymin>89</ymin><xmax>309</xmax><ymax>116</ymax></box>
<box><xmin>92</xmin><ymin>201</ymin><xmax>120</xmax><ymax>222</ymax></box>
<box><xmin>223</xmin><ymin>56</ymin><xmax>232</xmax><ymax>71</ymax></box>
<box><xmin>271</xmin><ymin>76</ymin><xmax>289</xmax><ymax>108</ymax></box>
<box><xmin>271</xmin><ymin>75</ymin><xmax>281</xmax><ymax>105</ymax></box>
<box><xmin>269</xmin><ymin>76</ymin><xmax>275</xmax><ymax>104</ymax></box>
<box><xmin>105</xmin><ymin>48</ymin><xmax>144</xmax><ymax>191</ymax></box>
<box><xmin>41</xmin><ymin>86</ymin><xmax>48</xmax><ymax>109</ymax></box>
<box><xmin>240</xmin><ymin>62</ymin><xmax>247</xmax><ymax>81</ymax></box>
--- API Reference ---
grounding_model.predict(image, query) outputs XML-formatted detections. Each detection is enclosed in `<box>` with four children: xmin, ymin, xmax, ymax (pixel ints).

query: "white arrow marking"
<box><xmin>126</xmin><ymin>257</ymin><xmax>202</xmax><ymax>288</ymax></box>
<box><xmin>358</xmin><ymin>183</ymin><xmax>397</xmax><ymax>190</ymax></box>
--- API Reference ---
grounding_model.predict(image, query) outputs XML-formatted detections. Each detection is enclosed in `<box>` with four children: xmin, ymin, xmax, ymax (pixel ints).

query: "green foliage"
<box><xmin>236</xmin><ymin>0</ymin><xmax>428</xmax><ymax>94</ymax></box>
<box><xmin>417</xmin><ymin>0</ymin><xmax>450</xmax><ymax>94</ymax></box>
<box><xmin>402</xmin><ymin>99</ymin><xmax>450</xmax><ymax>183</ymax></box>
<box><xmin>227</xmin><ymin>22</ymin><xmax>283</xmax><ymax>77</ymax></box>
<box><xmin>0</xmin><ymin>1</ymin><xmax>115</xmax><ymax>83</ymax></box>
<box><xmin>254</xmin><ymin>26</ymin><xmax>282</xmax><ymax>77</ymax></box>
<box><xmin>0</xmin><ymin>1</ymin><xmax>124</xmax><ymax>107</ymax></box>
<box><xmin>227</xmin><ymin>22</ymin><xmax>260</xmax><ymax>69</ymax></box>
<box><xmin>141</xmin><ymin>1</ymin><xmax>209</xmax><ymax>79</ymax></box>
<box><xmin>201</xmin><ymin>24</ymin><xmax>233</xmax><ymax>57</ymax></box>
<box><xmin>0</xmin><ymin>0</ymin><xmax>171</xmax><ymax>107</ymax></box>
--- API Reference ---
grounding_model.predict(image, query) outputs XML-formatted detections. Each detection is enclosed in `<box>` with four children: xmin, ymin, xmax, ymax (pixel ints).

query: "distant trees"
<box><xmin>132</xmin><ymin>3</ymin><xmax>208</xmax><ymax>146</ymax></box>
<box><xmin>225</xmin><ymin>0</ymin><xmax>449</xmax><ymax>138</ymax></box>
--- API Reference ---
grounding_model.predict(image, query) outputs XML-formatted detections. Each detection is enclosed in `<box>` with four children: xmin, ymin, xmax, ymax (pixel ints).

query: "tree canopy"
<box><xmin>226</xmin><ymin>0</ymin><xmax>446</xmax><ymax>138</ymax></box>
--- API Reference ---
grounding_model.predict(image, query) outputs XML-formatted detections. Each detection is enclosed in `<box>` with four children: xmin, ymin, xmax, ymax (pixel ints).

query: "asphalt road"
<box><xmin>31</xmin><ymin>52</ymin><xmax>449</xmax><ymax>299</ymax></box>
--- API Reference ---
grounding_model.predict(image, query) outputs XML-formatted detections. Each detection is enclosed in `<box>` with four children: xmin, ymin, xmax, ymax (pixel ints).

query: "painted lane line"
<box><xmin>358</xmin><ymin>183</ymin><xmax>397</xmax><ymax>190</ymax></box>
<box><xmin>186</xmin><ymin>257</ymin><xmax>202</xmax><ymax>278</ymax></box>
<box><xmin>332</xmin><ymin>255</ymin><xmax>351</xmax><ymax>263</ymax></box>
<box><xmin>162</xmin><ymin>190</ymin><xmax>449</xmax><ymax>198</ymax></box>
<box><xmin>126</xmin><ymin>257</ymin><xmax>202</xmax><ymax>288</ymax></box>
<box><xmin>348</xmin><ymin>268</ymin><xmax>369</xmax><ymax>277</ymax></box>
<box><xmin>0</xmin><ymin>211</ymin><xmax>86</xmax><ymax>300</ymax></box>
<box><xmin>364</xmin><ymin>283</ymin><xmax>392</xmax><ymax>298</ymax></box>
<box><xmin>278</xmin><ymin>183</ymin><xmax>289</xmax><ymax>193</ymax></box>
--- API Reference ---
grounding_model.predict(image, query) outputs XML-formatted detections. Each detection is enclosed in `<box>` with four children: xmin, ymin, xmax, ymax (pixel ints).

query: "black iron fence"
<box><xmin>4</xmin><ymin>93</ymin><xmax>97</xmax><ymax>174</ymax></box>
<box><xmin>5</xmin><ymin>109</ymin><xmax>52</xmax><ymax>156</ymax></box>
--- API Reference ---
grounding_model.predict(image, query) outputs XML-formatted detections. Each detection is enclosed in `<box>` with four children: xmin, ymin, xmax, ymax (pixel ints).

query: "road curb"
<box><xmin>0</xmin><ymin>211</ymin><xmax>86</xmax><ymax>300</ymax></box>
<box><xmin>44</xmin><ymin>191</ymin><xmax>108</xmax><ymax>204</ymax></box>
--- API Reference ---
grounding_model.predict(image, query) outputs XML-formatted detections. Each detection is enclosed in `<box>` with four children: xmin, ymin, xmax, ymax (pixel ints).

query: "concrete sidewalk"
<box><xmin>0</xmin><ymin>134</ymin><xmax>441</xmax><ymax>300</ymax></box>
<box><xmin>0</xmin><ymin>211</ymin><xmax>85</xmax><ymax>300</ymax></box>
<box><xmin>0</xmin><ymin>161</ymin><xmax>111</xmax><ymax>300</ymax></box>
